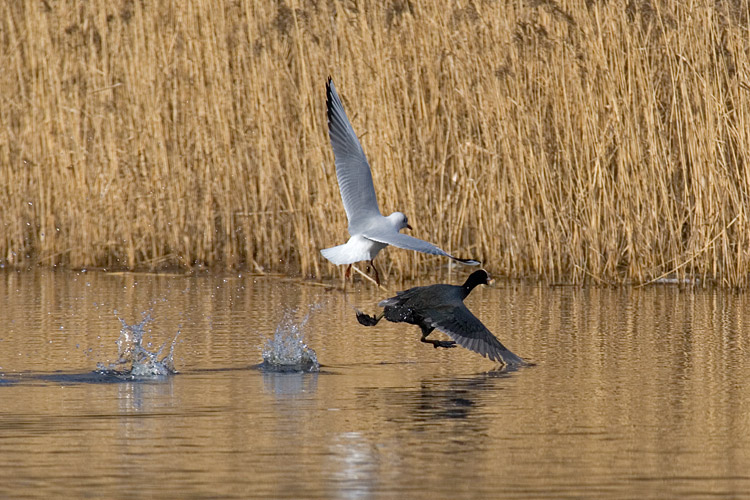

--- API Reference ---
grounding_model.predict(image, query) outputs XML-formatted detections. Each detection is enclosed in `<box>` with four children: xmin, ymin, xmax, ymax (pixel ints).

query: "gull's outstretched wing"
<box><xmin>326</xmin><ymin>78</ymin><xmax>381</xmax><ymax>229</ymax></box>
<box><xmin>364</xmin><ymin>229</ymin><xmax>480</xmax><ymax>265</ymax></box>
<box><xmin>425</xmin><ymin>305</ymin><xmax>525</xmax><ymax>365</ymax></box>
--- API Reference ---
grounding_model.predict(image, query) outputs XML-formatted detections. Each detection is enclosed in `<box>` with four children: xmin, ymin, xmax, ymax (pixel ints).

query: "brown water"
<box><xmin>2</xmin><ymin>270</ymin><xmax>750</xmax><ymax>499</ymax></box>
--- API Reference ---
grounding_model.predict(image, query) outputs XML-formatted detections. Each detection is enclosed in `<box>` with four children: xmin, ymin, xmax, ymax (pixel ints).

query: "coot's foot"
<box><xmin>433</xmin><ymin>340</ymin><xmax>457</xmax><ymax>349</ymax></box>
<box><xmin>356</xmin><ymin>310</ymin><xmax>381</xmax><ymax>327</ymax></box>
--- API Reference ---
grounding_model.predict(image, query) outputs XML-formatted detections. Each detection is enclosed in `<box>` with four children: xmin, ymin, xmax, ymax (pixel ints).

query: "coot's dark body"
<box><xmin>356</xmin><ymin>270</ymin><xmax>525</xmax><ymax>365</ymax></box>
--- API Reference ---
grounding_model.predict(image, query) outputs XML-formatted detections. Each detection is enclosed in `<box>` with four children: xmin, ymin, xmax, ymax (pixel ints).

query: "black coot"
<box><xmin>356</xmin><ymin>270</ymin><xmax>525</xmax><ymax>365</ymax></box>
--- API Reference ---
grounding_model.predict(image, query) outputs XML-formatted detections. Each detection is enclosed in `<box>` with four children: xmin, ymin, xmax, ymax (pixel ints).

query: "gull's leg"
<box><xmin>341</xmin><ymin>264</ymin><xmax>351</xmax><ymax>293</ymax></box>
<box><xmin>369</xmin><ymin>259</ymin><xmax>380</xmax><ymax>285</ymax></box>
<box><xmin>420</xmin><ymin>326</ymin><xmax>456</xmax><ymax>349</ymax></box>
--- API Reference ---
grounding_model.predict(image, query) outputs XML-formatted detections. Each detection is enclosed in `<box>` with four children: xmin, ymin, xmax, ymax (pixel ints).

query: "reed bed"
<box><xmin>1</xmin><ymin>0</ymin><xmax>750</xmax><ymax>285</ymax></box>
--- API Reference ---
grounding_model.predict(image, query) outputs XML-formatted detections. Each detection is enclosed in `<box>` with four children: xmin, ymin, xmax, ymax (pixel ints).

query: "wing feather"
<box><xmin>364</xmin><ymin>230</ymin><xmax>480</xmax><ymax>265</ymax></box>
<box><xmin>426</xmin><ymin>305</ymin><xmax>525</xmax><ymax>365</ymax></box>
<box><xmin>326</xmin><ymin>78</ymin><xmax>381</xmax><ymax>228</ymax></box>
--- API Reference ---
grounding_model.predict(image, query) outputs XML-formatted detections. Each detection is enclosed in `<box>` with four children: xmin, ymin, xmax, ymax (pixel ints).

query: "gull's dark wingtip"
<box><xmin>325</xmin><ymin>77</ymin><xmax>336</xmax><ymax>125</ymax></box>
<box><xmin>455</xmin><ymin>257</ymin><xmax>481</xmax><ymax>266</ymax></box>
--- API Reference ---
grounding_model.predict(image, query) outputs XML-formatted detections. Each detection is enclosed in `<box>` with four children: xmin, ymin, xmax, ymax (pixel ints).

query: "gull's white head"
<box><xmin>387</xmin><ymin>212</ymin><xmax>412</xmax><ymax>232</ymax></box>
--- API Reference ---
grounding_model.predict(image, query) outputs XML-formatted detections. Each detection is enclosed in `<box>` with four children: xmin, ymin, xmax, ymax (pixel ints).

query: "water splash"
<box><xmin>96</xmin><ymin>313</ymin><xmax>179</xmax><ymax>379</ymax></box>
<box><xmin>260</xmin><ymin>305</ymin><xmax>320</xmax><ymax>372</ymax></box>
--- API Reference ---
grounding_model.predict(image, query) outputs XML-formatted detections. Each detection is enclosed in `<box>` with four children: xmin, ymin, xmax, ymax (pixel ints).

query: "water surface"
<box><xmin>2</xmin><ymin>270</ymin><xmax>750</xmax><ymax>498</ymax></box>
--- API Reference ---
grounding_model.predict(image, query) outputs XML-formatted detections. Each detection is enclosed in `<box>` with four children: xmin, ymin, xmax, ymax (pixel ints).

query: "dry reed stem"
<box><xmin>1</xmin><ymin>0</ymin><xmax>750</xmax><ymax>286</ymax></box>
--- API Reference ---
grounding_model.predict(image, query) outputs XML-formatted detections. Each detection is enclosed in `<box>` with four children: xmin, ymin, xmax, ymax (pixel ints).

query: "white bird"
<box><xmin>321</xmin><ymin>77</ymin><xmax>480</xmax><ymax>284</ymax></box>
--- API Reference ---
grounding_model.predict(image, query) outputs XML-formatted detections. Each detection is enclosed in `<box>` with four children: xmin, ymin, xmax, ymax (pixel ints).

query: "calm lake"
<box><xmin>2</xmin><ymin>270</ymin><xmax>750</xmax><ymax>499</ymax></box>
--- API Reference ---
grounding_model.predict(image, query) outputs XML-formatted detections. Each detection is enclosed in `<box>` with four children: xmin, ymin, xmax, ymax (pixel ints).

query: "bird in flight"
<box><xmin>356</xmin><ymin>269</ymin><xmax>525</xmax><ymax>366</ymax></box>
<box><xmin>321</xmin><ymin>77</ymin><xmax>479</xmax><ymax>285</ymax></box>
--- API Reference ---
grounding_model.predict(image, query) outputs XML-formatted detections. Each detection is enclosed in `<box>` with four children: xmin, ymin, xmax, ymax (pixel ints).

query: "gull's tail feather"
<box><xmin>321</xmin><ymin>244</ymin><xmax>356</xmax><ymax>265</ymax></box>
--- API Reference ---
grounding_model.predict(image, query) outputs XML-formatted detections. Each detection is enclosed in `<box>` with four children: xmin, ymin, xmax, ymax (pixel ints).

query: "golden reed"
<box><xmin>1</xmin><ymin>1</ymin><xmax>749</xmax><ymax>285</ymax></box>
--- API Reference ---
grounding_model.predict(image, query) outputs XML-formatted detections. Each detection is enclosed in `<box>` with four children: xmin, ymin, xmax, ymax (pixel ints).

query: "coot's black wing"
<box><xmin>378</xmin><ymin>283</ymin><xmax>457</xmax><ymax>307</ymax></box>
<box><xmin>378</xmin><ymin>287</ymin><xmax>428</xmax><ymax>325</ymax></box>
<box><xmin>424</xmin><ymin>304</ymin><xmax>525</xmax><ymax>365</ymax></box>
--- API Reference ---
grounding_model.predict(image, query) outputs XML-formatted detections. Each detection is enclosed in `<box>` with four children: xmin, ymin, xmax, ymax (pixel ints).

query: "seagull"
<box><xmin>355</xmin><ymin>270</ymin><xmax>525</xmax><ymax>365</ymax></box>
<box><xmin>321</xmin><ymin>77</ymin><xmax>480</xmax><ymax>285</ymax></box>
